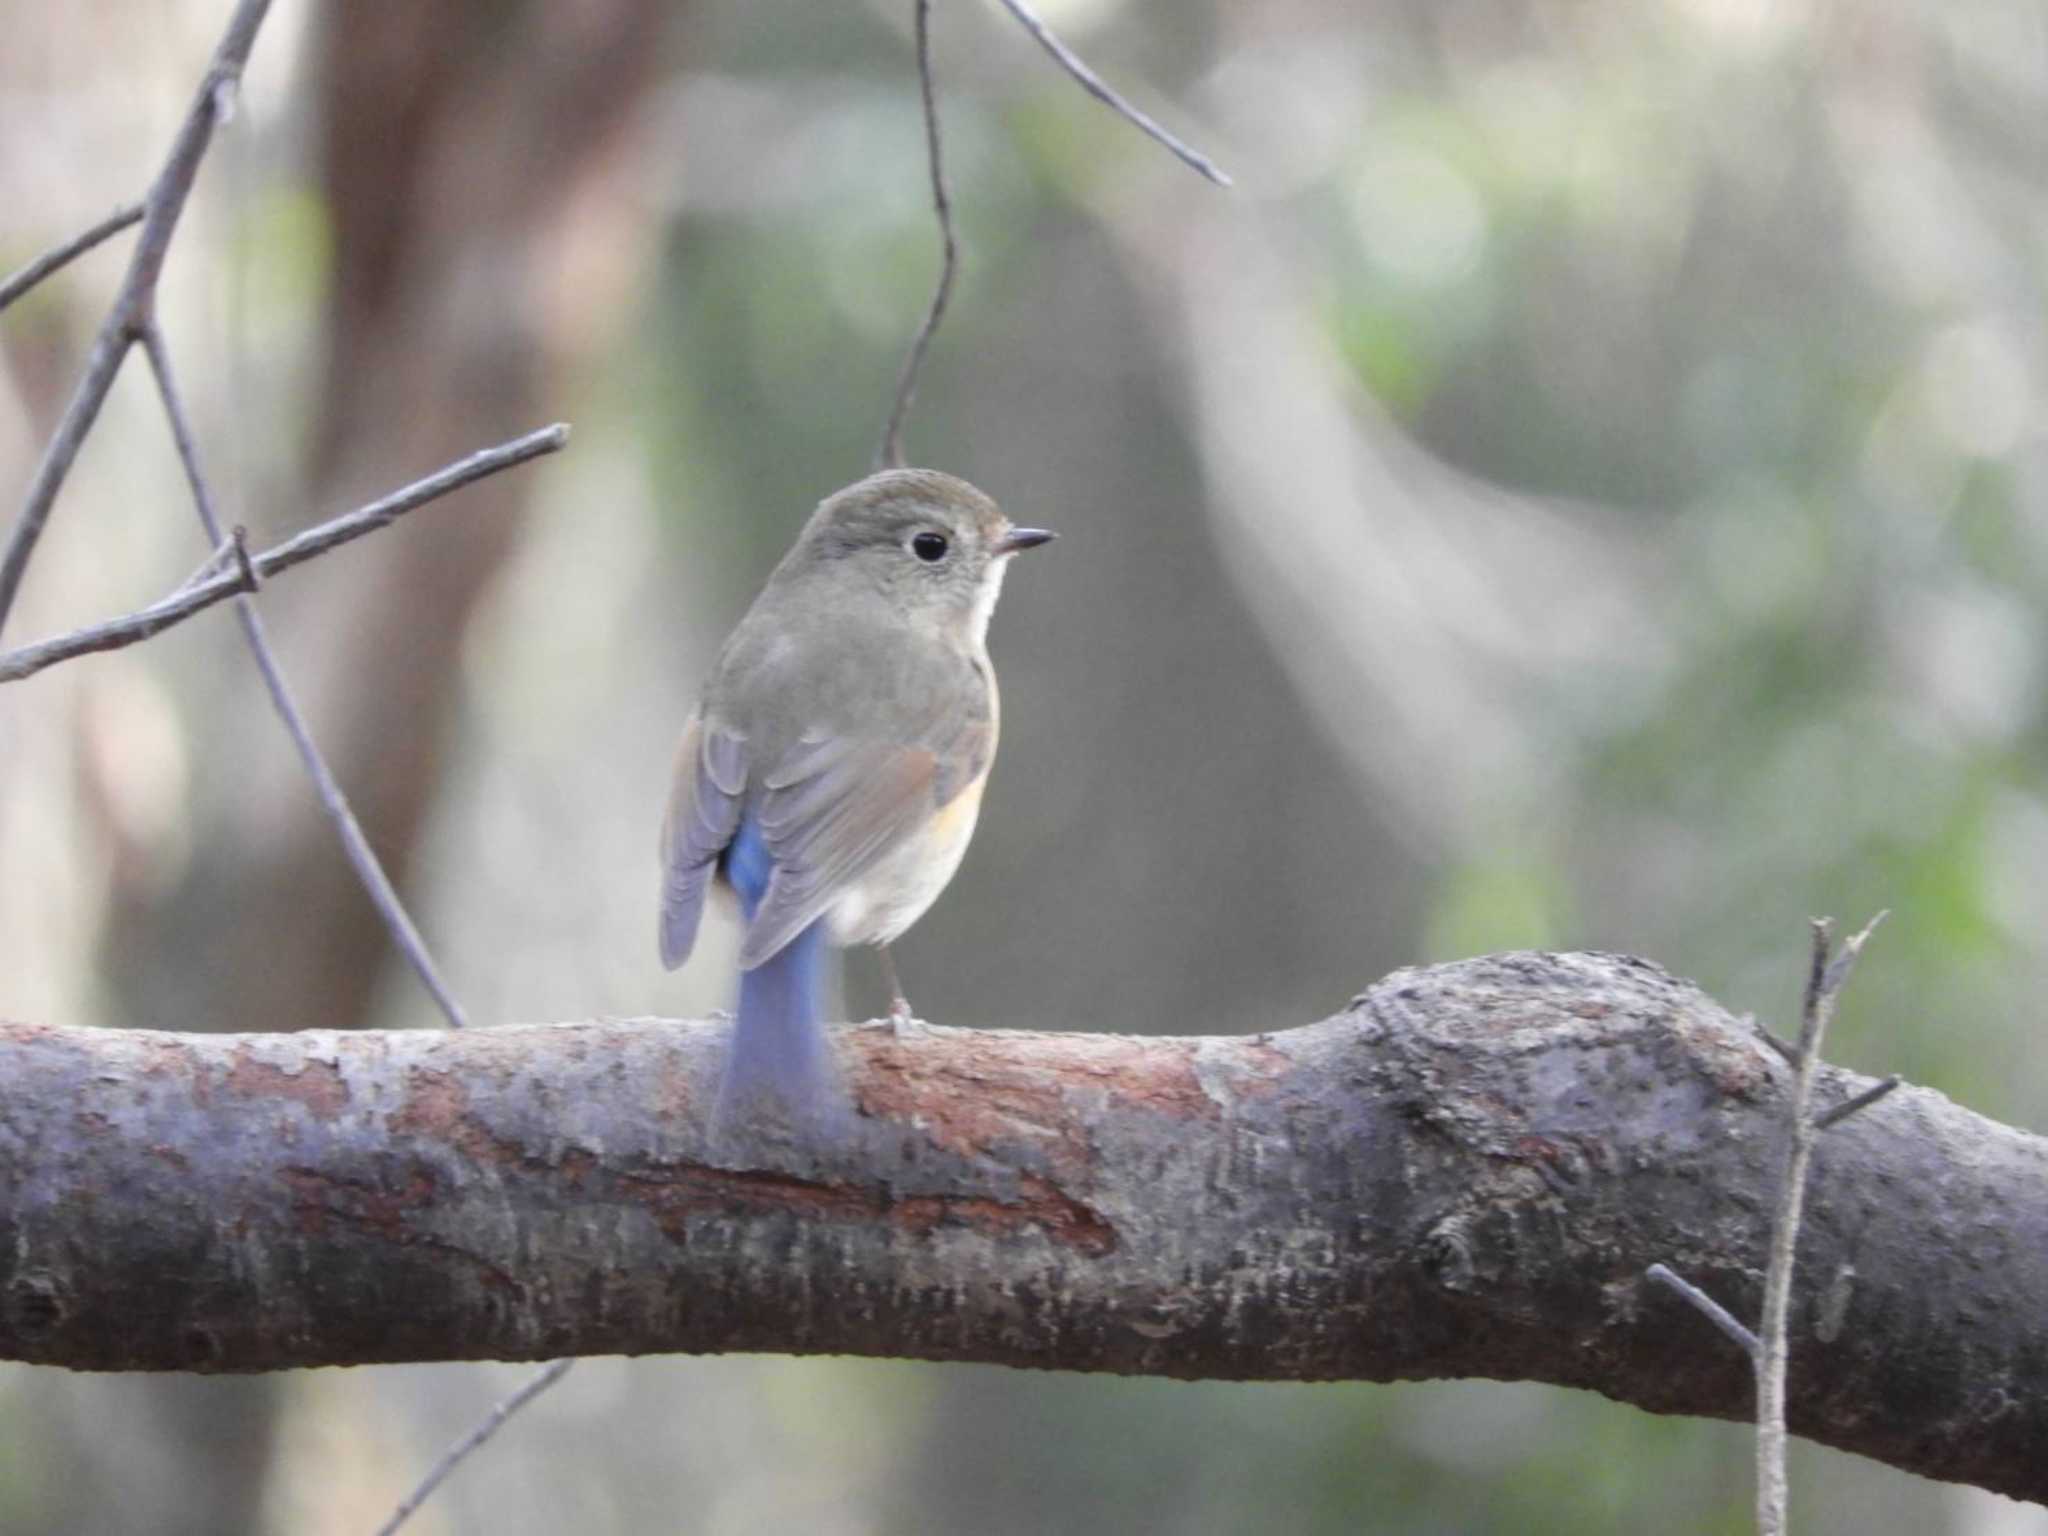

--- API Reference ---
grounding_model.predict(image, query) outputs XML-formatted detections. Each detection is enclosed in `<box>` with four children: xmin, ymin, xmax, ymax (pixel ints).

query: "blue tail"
<box><xmin>716</xmin><ymin>815</ymin><xmax>843</xmax><ymax>1139</ymax></box>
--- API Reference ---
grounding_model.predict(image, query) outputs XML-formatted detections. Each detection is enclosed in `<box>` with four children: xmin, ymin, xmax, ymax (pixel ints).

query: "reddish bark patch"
<box><xmin>651</xmin><ymin>1060</ymin><xmax>699</xmax><ymax>1126</ymax></box>
<box><xmin>1510</xmin><ymin>1134</ymin><xmax>1580</xmax><ymax>1174</ymax></box>
<box><xmin>225</xmin><ymin>1049</ymin><xmax>350</xmax><ymax>1121</ymax></box>
<box><xmin>279</xmin><ymin>1165</ymin><xmax>518</xmax><ymax>1293</ymax></box>
<box><xmin>894</xmin><ymin>1173</ymin><xmax>1117</xmax><ymax>1256</ymax></box>
<box><xmin>1051</xmin><ymin>1034</ymin><xmax>1217</xmax><ymax>1120</ymax></box>
<box><xmin>1225</xmin><ymin>1036</ymin><xmax>1295</xmax><ymax>1102</ymax></box>
<box><xmin>388</xmin><ymin>1067</ymin><xmax>579</xmax><ymax>1171</ymax></box>
<box><xmin>282</xmin><ymin>1165</ymin><xmax>436</xmax><ymax>1240</ymax></box>
<box><xmin>390</xmin><ymin>1070</ymin><xmax>476</xmax><ymax>1146</ymax></box>
<box><xmin>853</xmin><ymin>1029</ymin><xmax>1219</xmax><ymax>1166</ymax></box>
<box><xmin>1671</xmin><ymin>1010</ymin><xmax>1773</xmax><ymax>1101</ymax></box>
<box><xmin>620</xmin><ymin>1162</ymin><xmax>1118</xmax><ymax>1256</ymax></box>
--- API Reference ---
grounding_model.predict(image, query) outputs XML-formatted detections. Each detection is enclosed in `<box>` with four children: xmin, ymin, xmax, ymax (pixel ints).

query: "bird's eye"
<box><xmin>911</xmin><ymin>531</ymin><xmax>949</xmax><ymax>562</ymax></box>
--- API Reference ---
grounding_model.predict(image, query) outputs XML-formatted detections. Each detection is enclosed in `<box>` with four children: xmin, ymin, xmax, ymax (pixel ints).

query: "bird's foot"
<box><xmin>888</xmin><ymin>994</ymin><xmax>915</xmax><ymax>1038</ymax></box>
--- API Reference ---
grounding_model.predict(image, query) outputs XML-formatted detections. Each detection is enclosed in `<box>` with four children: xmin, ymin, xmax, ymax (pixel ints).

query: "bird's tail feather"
<box><xmin>712</xmin><ymin>812</ymin><xmax>846</xmax><ymax>1145</ymax></box>
<box><xmin>717</xmin><ymin>914</ymin><xmax>841</xmax><ymax>1137</ymax></box>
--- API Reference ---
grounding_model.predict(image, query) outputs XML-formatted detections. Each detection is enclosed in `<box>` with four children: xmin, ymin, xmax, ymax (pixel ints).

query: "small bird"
<box><xmin>659</xmin><ymin>468</ymin><xmax>1054</xmax><ymax>1136</ymax></box>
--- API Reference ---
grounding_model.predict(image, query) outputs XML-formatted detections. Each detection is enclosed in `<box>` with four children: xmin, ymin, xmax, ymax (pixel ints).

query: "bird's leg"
<box><xmin>877</xmin><ymin>944</ymin><xmax>913</xmax><ymax>1029</ymax></box>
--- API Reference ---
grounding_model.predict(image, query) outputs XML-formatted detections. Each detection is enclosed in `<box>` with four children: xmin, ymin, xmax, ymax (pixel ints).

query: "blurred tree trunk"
<box><xmin>61</xmin><ymin>6</ymin><xmax>672</xmax><ymax>1533</ymax></box>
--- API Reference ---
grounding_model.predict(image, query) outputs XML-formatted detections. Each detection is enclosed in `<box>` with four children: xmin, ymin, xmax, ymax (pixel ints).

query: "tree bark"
<box><xmin>2</xmin><ymin>951</ymin><xmax>2042</xmax><ymax>1503</ymax></box>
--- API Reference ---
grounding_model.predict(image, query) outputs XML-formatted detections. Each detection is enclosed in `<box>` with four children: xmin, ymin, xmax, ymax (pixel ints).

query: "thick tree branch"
<box><xmin>2</xmin><ymin>951</ymin><xmax>2042</xmax><ymax>1502</ymax></box>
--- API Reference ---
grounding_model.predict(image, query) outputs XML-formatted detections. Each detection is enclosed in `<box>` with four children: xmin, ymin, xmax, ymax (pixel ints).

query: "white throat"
<box><xmin>967</xmin><ymin>556</ymin><xmax>1010</xmax><ymax>649</ymax></box>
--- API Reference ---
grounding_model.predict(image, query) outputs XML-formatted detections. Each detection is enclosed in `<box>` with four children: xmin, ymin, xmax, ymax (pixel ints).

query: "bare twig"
<box><xmin>1816</xmin><ymin>1073</ymin><xmax>1902</xmax><ymax>1131</ymax></box>
<box><xmin>877</xmin><ymin>0</ymin><xmax>959</xmax><ymax>472</ymax></box>
<box><xmin>0</xmin><ymin>426</ymin><xmax>568</xmax><ymax>684</ymax></box>
<box><xmin>226</xmin><ymin>524</ymin><xmax>258</xmax><ymax>591</ymax></box>
<box><xmin>1747</xmin><ymin>1011</ymin><xmax>1799</xmax><ymax>1065</ymax></box>
<box><xmin>1646</xmin><ymin>1262</ymin><xmax>1761</xmax><ymax>1359</ymax></box>
<box><xmin>991</xmin><ymin>0</ymin><xmax>1231</xmax><ymax>186</ymax></box>
<box><xmin>1754</xmin><ymin>909</ymin><xmax>1886</xmax><ymax>1536</ymax></box>
<box><xmin>0</xmin><ymin>0</ymin><xmax>273</xmax><ymax>639</ymax></box>
<box><xmin>255</xmin><ymin>426</ymin><xmax>569</xmax><ymax>571</ymax></box>
<box><xmin>140</xmin><ymin>320</ymin><xmax>476</xmax><ymax>1033</ymax></box>
<box><xmin>874</xmin><ymin>0</ymin><xmax>1228</xmax><ymax>467</ymax></box>
<box><xmin>1</xmin><ymin>316</ymin><xmax>135</xmax><ymax>635</ymax></box>
<box><xmin>0</xmin><ymin>202</ymin><xmax>145</xmax><ymax>314</ymax></box>
<box><xmin>373</xmin><ymin>1359</ymin><xmax>575</xmax><ymax>1536</ymax></box>
<box><xmin>7</xmin><ymin>3</ymin><xmax>569</xmax><ymax>1522</ymax></box>
<box><xmin>0</xmin><ymin>538</ymin><xmax>254</xmax><ymax>682</ymax></box>
<box><xmin>1643</xmin><ymin>914</ymin><xmax>1890</xmax><ymax>1534</ymax></box>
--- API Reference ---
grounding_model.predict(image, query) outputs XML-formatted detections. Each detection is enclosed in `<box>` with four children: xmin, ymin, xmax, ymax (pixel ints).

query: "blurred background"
<box><xmin>3</xmin><ymin>0</ymin><xmax>2046</xmax><ymax>1531</ymax></box>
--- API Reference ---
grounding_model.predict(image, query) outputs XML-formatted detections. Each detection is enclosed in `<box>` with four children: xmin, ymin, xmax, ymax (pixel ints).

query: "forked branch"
<box><xmin>0</xmin><ymin>0</ymin><xmax>273</xmax><ymax>637</ymax></box>
<box><xmin>875</xmin><ymin>0</ymin><xmax>1228</xmax><ymax>468</ymax></box>
<box><xmin>0</xmin><ymin>426</ymin><xmax>568</xmax><ymax>685</ymax></box>
<box><xmin>1647</xmin><ymin>913</ymin><xmax>1892</xmax><ymax>1536</ymax></box>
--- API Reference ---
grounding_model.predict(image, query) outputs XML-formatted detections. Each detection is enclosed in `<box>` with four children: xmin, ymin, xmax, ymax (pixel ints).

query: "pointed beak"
<box><xmin>995</xmin><ymin>527</ymin><xmax>1057</xmax><ymax>557</ymax></box>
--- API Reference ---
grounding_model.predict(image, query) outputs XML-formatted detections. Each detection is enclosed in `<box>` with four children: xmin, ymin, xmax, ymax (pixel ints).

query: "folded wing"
<box><xmin>662</xmin><ymin>636</ymin><xmax>994</xmax><ymax>973</ymax></box>
<box><xmin>658</xmin><ymin>713</ymin><xmax>748</xmax><ymax>969</ymax></box>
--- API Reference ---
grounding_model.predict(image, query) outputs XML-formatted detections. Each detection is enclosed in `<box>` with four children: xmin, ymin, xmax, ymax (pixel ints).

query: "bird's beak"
<box><xmin>995</xmin><ymin>527</ymin><xmax>1057</xmax><ymax>557</ymax></box>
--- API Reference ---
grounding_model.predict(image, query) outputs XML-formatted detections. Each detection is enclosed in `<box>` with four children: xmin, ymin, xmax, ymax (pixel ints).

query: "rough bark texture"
<box><xmin>2</xmin><ymin>951</ymin><xmax>2042</xmax><ymax>1502</ymax></box>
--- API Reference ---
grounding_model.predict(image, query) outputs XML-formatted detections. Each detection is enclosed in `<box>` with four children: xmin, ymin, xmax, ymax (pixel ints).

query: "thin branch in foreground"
<box><xmin>1753</xmin><ymin>910</ymin><xmax>1885</xmax><ymax>1536</ymax></box>
<box><xmin>374</xmin><ymin>1360</ymin><xmax>575</xmax><ymax>1536</ymax></box>
<box><xmin>139</xmin><ymin>320</ymin><xmax>474</xmax><ymax>1033</ymax></box>
<box><xmin>991</xmin><ymin>0</ymin><xmax>1231</xmax><ymax>187</ymax></box>
<box><xmin>872</xmin><ymin>0</ymin><xmax>1226</xmax><ymax>467</ymax></box>
<box><xmin>0</xmin><ymin>426</ymin><xmax>568</xmax><ymax>684</ymax></box>
<box><xmin>0</xmin><ymin>536</ymin><xmax>252</xmax><ymax>683</ymax></box>
<box><xmin>0</xmin><ymin>0</ymin><xmax>273</xmax><ymax>639</ymax></box>
<box><xmin>1640</xmin><ymin>914</ymin><xmax>1889</xmax><ymax>1536</ymax></box>
<box><xmin>1645</xmin><ymin>1262</ymin><xmax>1760</xmax><ymax>1360</ymax></box>
<box><xmin>0</xmin><ymin>202</ymin><xmax>145</xmax><ymax>314</ymax></box>
<box><xmin>1816</xmin><ymin>1073</ymin><xmax>1902</xmax><ymax>1131</ymax></box>
<box><xmin>876</xmin><ymin>0</ymin><xmax>959</xmax><ymax>472</ymax></box>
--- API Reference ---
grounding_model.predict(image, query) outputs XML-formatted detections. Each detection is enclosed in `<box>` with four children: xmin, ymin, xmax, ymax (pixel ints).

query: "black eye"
<box><xmin>911</xmin><ymin>531</ymin><xmax>949</xmax><ymax>562</ymax></box>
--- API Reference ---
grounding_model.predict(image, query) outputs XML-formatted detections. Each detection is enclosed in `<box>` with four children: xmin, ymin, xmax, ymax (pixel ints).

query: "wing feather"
<box><xmin>738</xmin><ymin>743</ymin><xmax>944</xmax><ymax>968</ymax></box>
<box><xmin>658</xmin><ymin>713</ymin><xmax>748</xmax><ymax>969</ymax></box>
<box><xmin>673</xmin><ymin>606</ymin><xmax>998</xmax><ymax>972</ymax></box>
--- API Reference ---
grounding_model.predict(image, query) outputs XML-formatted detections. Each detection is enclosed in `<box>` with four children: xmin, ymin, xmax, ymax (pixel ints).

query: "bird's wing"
<box><xmin>738</xmin><ymin>695</ymin><xmax>994</xmax><ymax>970</ymax></box>
<box><xmin>658</xmin><ymin>711</ymin><xmax>748</xmax><ymax>969</ymax></box>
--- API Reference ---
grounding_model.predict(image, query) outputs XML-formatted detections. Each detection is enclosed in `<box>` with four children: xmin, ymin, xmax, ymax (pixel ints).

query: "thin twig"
<box><xmin>874</xmin><ymin>0</ymin><xmax>1227</xmax><ymax>466</ymax></box>
<box><xmin>877</xmin><ymin>0</ymin><xmax>959</xmax><ymax>471</ymax></box>
<box><xmin>991</xmin><ymin>0</ymin><xmax>1231</xmax><ymax>186</ymax></box>
<box><xmin>0</xmin><ymin>426</ymin><xmax>568</xmax><ymax>684</ymax></box>
<box><xmin>1645</xmin><ymin>1262</ymin><xmax>1761</xmax><ymax>1360</ymax></box>
<box><xmin>257</xmin><ymin>426</ymin><xmax>568</xmax><ymax>571</ymax></box>
<box><xmin>0</xmin><ymin>202</ymin><xmax>145</xmax><ymax>314</ymax></box>
<box><xmin>1816</xmin><ymin>1073</ymin><xmax>1902</xmax><ymax>1131</ymax></box>
<box><xmin>0</xmin><ymin>0</ymin><xmax>273</xmax><ymax>639</ymax></box>
<box><xmin>140</xmin><ymin>320</ymin><xmax>476</xmax><ymax>1033</ymax></box>
<box><xmin>0</xmin><ymin>539</ymin><xmax>253</xmax><ymax>682</ymax></box>
<box><xmin>1754</xmin><ymin>910</ymin><xmax>1886</xmax><ymax>1536</ymax></box>
<box><xmin>373</xmin><ymin>1359</ymin><xmax>575</xmax><ymax>1536</ymax></box>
